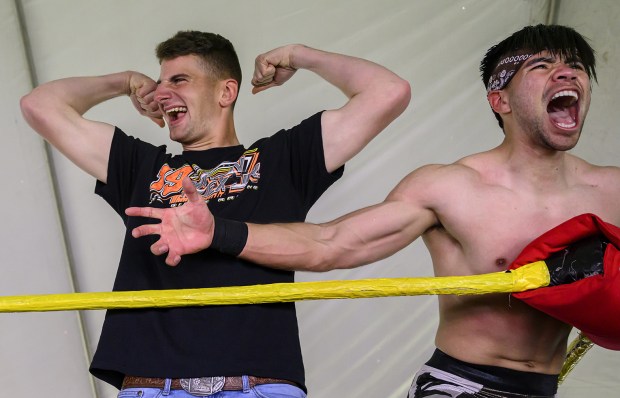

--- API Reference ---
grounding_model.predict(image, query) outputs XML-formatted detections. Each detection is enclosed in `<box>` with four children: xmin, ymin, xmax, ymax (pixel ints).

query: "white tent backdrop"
<box><xmin>1</xmin><ymin>0</ymin><xmax>619</xmax><ymax>397</ymax></box>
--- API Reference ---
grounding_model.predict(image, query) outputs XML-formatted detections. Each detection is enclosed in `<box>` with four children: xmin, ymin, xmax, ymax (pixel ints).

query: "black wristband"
<box><xmin>210</xmin><ymin>217</ymin><xmax>249</xmax><ymax>256</ymax></box>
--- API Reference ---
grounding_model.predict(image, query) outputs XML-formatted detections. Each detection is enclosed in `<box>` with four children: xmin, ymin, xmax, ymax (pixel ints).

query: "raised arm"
<box><xmin>20</xmin><ymin>71</ymin><xmax>163</xmax><ymax>182</ymax></box>
<box><xmin>127</xmin><ymin>168</ymin><xmax>439</xmax><ymax>269</ymax></box>
<box><xmin>252</xmin><ymin>44</ymin><xmax>411</xmax><ymax>173</ymax></box>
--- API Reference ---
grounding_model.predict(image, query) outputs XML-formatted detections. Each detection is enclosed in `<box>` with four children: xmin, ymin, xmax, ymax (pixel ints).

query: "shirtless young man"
<box><xmin>126</xmin><ymin>25</ymin><xmax>620</xmax><ymax>397</ymax></box>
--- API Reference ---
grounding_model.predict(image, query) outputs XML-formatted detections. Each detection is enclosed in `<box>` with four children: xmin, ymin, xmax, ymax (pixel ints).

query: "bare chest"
<box><xmin>427</xmin><ymin>184</ymin><xmax>619</xmax><ymax>276</ymax></box>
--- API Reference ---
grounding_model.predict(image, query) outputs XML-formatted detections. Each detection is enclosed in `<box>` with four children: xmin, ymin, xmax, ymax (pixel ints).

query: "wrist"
<box><xmin>122</xmin><ymin>71</ymin><xmax>138</xmax><ymax>96</ymax></box>
<box><xmin>210</xmin><ymin>217</ymin><xmax>248</xmax><ymax>256</ymax></box>
<box><xmin>288</xmin><ymin>44</ymin><xmax>309</xmax><ymax>70</ymax></box>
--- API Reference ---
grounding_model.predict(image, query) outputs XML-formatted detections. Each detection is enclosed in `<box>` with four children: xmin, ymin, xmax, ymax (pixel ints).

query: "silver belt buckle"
<box><xmin>180</xmin><ymin>377</ymin><xmax>225</xmax><ymax>396</ymax></box>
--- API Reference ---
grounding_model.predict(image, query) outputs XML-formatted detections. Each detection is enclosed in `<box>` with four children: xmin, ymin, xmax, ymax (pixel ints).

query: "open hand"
<box><xmin>125</xmin><ymin>177</ymin><xmax>214</xmax><ymax>266</ymax></box>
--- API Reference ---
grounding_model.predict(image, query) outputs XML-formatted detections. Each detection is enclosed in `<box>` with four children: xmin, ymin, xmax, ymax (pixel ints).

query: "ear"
<box><xmin>487</xmin><ymin>90</ymin><xmax>511</xmax><ymax>115</ymax></box>
<box><xmin>219</xmin><ymin>79</ymin><xmax>239</xmax><ymax>108</ymax></box>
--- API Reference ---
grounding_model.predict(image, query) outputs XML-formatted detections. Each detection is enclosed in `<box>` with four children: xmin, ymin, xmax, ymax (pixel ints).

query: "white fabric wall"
<box><xmin>0</xmin><ymin>0</ymin><xmax>95</xmax><ymax>396</ymax></box>
<box><xmin>1</xmin><ymin>0</ymin><xmax>619</xmax><ymax>397</ymax></box>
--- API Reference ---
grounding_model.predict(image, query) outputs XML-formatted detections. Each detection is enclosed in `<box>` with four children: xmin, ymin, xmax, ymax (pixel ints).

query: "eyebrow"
<box><xmin>524</xmin><ymin>55</ymin><xmax>584</xmax><ymax>68</ymax></box>
<box><xmin>563</xmin><ymin>56</ymin><xmax>584</xmax><ymax>64</ymax></box>
<box><xmin>157</xmin><ymin>73</ymin><xmax>190</xmax><ymax>85</ymax></box>
<box><xmin>524</xmin><ymin>56</ymin><xmax>555</xmax><ymax>67</ymax></box>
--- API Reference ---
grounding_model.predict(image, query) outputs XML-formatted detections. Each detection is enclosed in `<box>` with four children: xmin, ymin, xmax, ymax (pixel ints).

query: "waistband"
<box><xmin>122</xmin><ymin>375</ymin><xmax>298</xmax><ymax>394</ymax></box>
<box><xmin>426</xmin><ymin>349</ymin><xmax>558</xmax><ymax>395</ymax></box>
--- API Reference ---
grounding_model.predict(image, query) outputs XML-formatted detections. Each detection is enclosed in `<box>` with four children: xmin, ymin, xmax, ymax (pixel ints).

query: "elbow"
<box><xmin>309</xmin><ymin>259</ymin><xmax>339</xmax><ymax>273</ymax></box>
<box><xmin>20</xmin><ymin>93</ymin><xmax>37</xmax><ymax>125</ymax></box>
<box><xmin>20</xmin><ymin>89</ymin><xmax>64</xmax><ymax>142</ymax></box>
<box><xmin>20</xmin><ymin>90</ymin><xmax>48</xmax><ymax>132</ymax></box>
<box><xmin>304</xmin><ymin>243</ymin><xmax>355</xmax><ymax>273</ymax></box>
<box><xmin>391</xmin><ymin>78</ymin><xmax>412</xmax><ymax>116</ymax></box>
<box><xmin>300</xmin><ymin>251</ymin><xmax>338</xmax><ymax>273</ymax></box>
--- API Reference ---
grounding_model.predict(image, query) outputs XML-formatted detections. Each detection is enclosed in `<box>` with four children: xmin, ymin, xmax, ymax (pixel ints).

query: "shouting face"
<box><xmin>154</xmin><ymin>54</ymin><xmax>226</xmax><ymax>148</ymax></box>
<box><xmin>504</xmin><ymin>51</ymin><xmax>591</xmax><ymax>151</ymax></box>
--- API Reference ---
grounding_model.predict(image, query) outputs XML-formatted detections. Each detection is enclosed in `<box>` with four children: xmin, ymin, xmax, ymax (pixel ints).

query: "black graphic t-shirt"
<box><xmin>90</xmin><ymin>112</ymin><xmax>342</xmax><ymax>392</ymax></box>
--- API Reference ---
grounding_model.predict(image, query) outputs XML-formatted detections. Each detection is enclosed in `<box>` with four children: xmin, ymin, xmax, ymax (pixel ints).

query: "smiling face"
<box><xmin>154</xmin><ymin>54</ymin><xmax>225</xmax><ymax>147</ymax></box>
<box><xmin>503</xmin><ymin>50</ymin><xmax>591</xmax><ymax>151</ymax></box>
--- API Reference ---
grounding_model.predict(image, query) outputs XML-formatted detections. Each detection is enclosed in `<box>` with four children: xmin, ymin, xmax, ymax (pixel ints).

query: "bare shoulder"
<box><xmin>388</xmin><ymin>160</ymin><xmax>484</xmax><ymax>202</ymax></box>
<box><xmin>572</xmin><ymin>155</ymin><xmax>620</xmax><ymax>187</ymax></box>
<box><xmin>397</xmin><ymin>162</ymin><xmax>478</xmax><ymax>184</ymax></box>
<box><xmin>565</xmin><ymin>155</ymin><xmax>620</xmax><ymax>225</ymax></box>
<box><xmin>579</xmin><ymin>159</ymin><xmax>620</xmax><ymax>176</ymax></box>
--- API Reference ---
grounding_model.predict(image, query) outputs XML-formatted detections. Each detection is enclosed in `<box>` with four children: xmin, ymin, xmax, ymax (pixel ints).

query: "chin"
<box><xmin>546</xmin><ymin>137</ymin><xmax>579</xmax><ymax>151</ymax></box>
<box><xmin>168</xmin><ymin>130</ymin><xmax>187</xmax><ymax>143</ymax></box>
<box><xmin>546</xmin><ymin>125</ymin><xmax>582</xmax><ymax>151</ymax></box>
<box><xmin>553</xmin><ymin>143</ymin><xmax>577</xmax><ymax>152</ymax></box>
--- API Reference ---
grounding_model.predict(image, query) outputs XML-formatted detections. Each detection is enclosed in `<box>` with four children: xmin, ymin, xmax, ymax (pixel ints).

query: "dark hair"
<box><xmin>156</xmin><ymin>31</ymin><xmax>242</xmax><ymax>88</ymax></box>
<box><xmin>480</xmin><ymin>24</ymin><xmax>597</xmax><ymax>128</ymax></box>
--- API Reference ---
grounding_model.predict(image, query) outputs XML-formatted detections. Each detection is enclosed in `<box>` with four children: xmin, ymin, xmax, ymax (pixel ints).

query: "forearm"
<box><xmin>290</xmin><ymin>45</ymin><xmax>409</xmax><ymax>102</ymax></box>
<box><xmin>240</xmin><ymin>222</ymin><xmax>335</xmax><ymax>272</ymax></box>
<box><xmin>21</xmin><ymin>72</ymin><xmax>131</xmax><ymax>125</ymax></box>
<box><xmin>20</xmin><ymin>72</ymin><xmax>133</xmax><ymax>182</ymax></box>
<box><xmin>239</xmin><ymin>201</ymin><xmax>421</xmax><ymax>272</ymax></box>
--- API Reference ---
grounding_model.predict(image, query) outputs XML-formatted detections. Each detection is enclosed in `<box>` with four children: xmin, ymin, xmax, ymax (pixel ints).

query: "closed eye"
<box><xmin>569</xmin><ymin>62</ymin><xmax>585</xmax><ymax>71</ymax></box>
<box><xmin>168</xmin><ymin>73</ymin><xmax>190</xmax><ymax>85</ymax></box>
<box><xmin>531</xmin><ymin>63</ymin><xmax>548</xmax><ymax>70</ymax></box>
<box><xmin>524</xmin><ymin>56</ymin><xmax>554</xmax><ymax>71</ymax></box>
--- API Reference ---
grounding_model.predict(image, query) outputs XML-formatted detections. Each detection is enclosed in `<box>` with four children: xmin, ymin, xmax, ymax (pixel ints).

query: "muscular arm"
<box><xmin>241</xmin><ymin>190</ymin><xmax>436</xmax><ymax>271</ymax></box>
<box><xmin>127</xmin><ymin>167</ymin><xmax>440</xmax><ymax>269</ymax></box>
<box><xmin>20</xmin><ymin>71</ymin><xmax>163</xmax><ymax>183</ymax></box>
<box><xmin>252</xmin><ymin>44</ymin><xmax>411</xmax><ymax>173</ymax></box>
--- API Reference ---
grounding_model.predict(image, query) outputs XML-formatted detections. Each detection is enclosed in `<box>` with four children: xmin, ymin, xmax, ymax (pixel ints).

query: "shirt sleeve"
<box><xmin>95</xmin><ymin>127</ymin><xmax>164</xmax><ymax>222</ymax></box>
<box><xmin>270</xmin><ymin>111</ymin><xmax>345</xmax><ymax>212</ymax></box>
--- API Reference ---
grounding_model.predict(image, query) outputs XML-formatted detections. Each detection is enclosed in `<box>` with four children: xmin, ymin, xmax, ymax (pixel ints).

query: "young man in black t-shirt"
<box><xmin>21</xmin><ymin>30</ymin><xmax>410</xmax><ymax>397</ymax></box>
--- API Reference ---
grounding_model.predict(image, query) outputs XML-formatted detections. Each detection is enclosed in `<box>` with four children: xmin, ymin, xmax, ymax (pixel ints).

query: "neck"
<box><xmin>182</xmin><ymin>134</ymin><xmax>240</xmax><ymax>151</ymax></box>
<box><xmin>182</xmin><ymin>115</ymin><xmax>240</xmax><ymax>151</ymax></box>
<box><xmin>495</xmin><ymin>139</ymin><xmax>572</xmax><ymax>188</ymax></box>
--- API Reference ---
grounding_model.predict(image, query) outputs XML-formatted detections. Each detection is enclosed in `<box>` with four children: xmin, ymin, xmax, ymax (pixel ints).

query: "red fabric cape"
<box><xmin>508</xmin><ymin>213</ymin><xmax>620</xmax><ymax>350</ymax></box>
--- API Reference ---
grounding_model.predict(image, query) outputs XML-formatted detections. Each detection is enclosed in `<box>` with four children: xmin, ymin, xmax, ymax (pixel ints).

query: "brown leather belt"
<box><xmin>122</xmin><ymin>375</ymin><xmax>297</xmax><ymax>395</ymax></box>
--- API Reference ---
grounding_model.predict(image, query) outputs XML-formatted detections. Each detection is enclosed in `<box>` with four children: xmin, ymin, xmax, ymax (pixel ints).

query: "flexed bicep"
<box><xmin>21</xmin><ymin>81</ymin><xmax>116</xmax><ymax>182</ymax></box>
<box><xmin>20</xmin><ymin>72</ymin><xmax>155</xmax><ymax>182</ymax></box>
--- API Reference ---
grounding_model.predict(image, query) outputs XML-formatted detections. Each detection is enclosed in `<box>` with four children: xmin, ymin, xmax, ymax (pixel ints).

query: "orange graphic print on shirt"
<box><xmin>149</xmin><ymin>149</ymin><xmax>260</xmax><ymax>207</ymax></box>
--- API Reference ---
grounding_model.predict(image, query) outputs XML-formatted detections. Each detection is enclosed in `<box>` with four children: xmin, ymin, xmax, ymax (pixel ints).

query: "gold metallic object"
<box><xmin>559</xmin><ymin>333</ymin><xmax>594</xmax><ymax>384</ymax></box>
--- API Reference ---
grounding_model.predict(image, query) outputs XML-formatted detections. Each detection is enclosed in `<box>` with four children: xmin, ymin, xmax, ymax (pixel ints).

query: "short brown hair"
<box><xmin>156</xmin><ymin>31</ymin><xmax>242</xmax><ymax>87</ymax></box>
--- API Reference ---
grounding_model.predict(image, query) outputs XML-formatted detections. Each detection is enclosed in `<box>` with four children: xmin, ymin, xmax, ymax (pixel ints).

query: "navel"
<box><xmin>495</xmin><ymin>258</ymin><xmax>507</xmax><ymax>268</ymax></box>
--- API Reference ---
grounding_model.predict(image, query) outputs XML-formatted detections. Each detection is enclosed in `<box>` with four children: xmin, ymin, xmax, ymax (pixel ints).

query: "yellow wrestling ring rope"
<box><xmin>0</xmin><ymin>261</ymin><xmax>548</xmax><ymax>311</ymax></box>
<box><xmin>0</xmin><ymin>260</ymin><xmax>592</xmax><ymax>383</ymax></box>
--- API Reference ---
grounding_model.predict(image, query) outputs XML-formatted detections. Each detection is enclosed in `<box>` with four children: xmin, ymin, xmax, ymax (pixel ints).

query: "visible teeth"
<box><xmin>166</xmin><ymin>107</ymin><xmax>187</xmax><ymax>114</ymax></box>
<box><xmin>557</xmin><ymin>121</ymin><xmax>577</xmax><ymax>128</ymax></box>
<box><xmin>551</xmin><ymin>90</ymin><xmax>578</xmax><ymax>100</ymax></box>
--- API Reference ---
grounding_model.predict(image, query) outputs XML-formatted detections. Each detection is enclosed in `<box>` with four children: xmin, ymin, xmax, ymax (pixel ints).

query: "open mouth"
<box><xmin>547</xmin><ymin>90</ymin><xmax>579</xmax><ymax>129</ymax></box>
<box><xmin>165</xmin><ymin>106</ymin><xmax>188</xmax><ymax>123</ymax></box>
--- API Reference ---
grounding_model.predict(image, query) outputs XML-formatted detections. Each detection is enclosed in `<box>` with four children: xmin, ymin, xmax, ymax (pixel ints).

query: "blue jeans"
<box><xmin>117</xmin><ymin>377</ymin><xmax>307</xmax><ymax>398</ymax></box>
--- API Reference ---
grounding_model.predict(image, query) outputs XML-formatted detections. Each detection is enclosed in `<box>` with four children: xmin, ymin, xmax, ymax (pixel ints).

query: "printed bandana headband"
<box><xmin>486</xmin><ymin>51</ymin><xmax>533</xmax><ymax>92</ymax></box>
